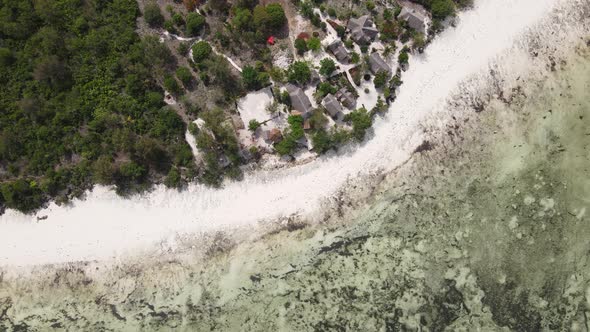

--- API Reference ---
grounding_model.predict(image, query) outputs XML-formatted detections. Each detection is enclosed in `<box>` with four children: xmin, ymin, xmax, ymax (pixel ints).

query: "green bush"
<box><xmin>248</xmin><ymin>119</ymin><xmax>261</xmax><ymax>132</ymax></box>
<box><xmin>287</xmin><ymin>61</ymin><xmax>311</xmax><ymax>84</ymax></box>
<box><xmin>176</xmin><ymin>67</ymin><xmax>193</xmax><ymax>85</ymax></box>
<box><xmin>192</xmin><ymin>41</ymin><xmax>212</xmax><ymax>62</ymax></box>
<box><xmin>319</xmin><ymin>58</ymin><xmax>336</xmax><ymax>76</ymax></box>
<box><xmin>344</xmin><ymin>108</ymin><xmax>372</xmax><ymax>141</ymax></box>
<box><xmin>373</xmin><ymin>70</ymin><xmax>389</xmax><ymax>89</ymax></box>
<box><xmin>144</xmin><ymin>2</ymin><xmax>164</xmax><ymax>27</ymax></box>
<box><xmin>307</xmin><ymin>37</ymin><xmax>321</xmax><ymax>51</ymax></box>
<box><xmin>164</xmin><ymin>74</ymin><xmax>181</xmax><ymax>94</ymax></box>
<box><xmin>186</xmin><ymin>12</ymin><xmax>206</xmax><ymax>36</ymax></box>
<box><xmin>431</xmin><ymin>0</ymin><xmax>455</xmax><ymax>19</ymax></box>
<box><xmin>294</xmin><ymin>38</ymin><xmax>307</xmax><ymax>54</ymax></box>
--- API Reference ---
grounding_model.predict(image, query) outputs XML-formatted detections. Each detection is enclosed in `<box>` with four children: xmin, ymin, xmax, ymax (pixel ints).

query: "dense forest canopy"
<box><xmin>0</xmin><ymin>0</ymin><xmax>192</xmax><ymax>212</ymax></box>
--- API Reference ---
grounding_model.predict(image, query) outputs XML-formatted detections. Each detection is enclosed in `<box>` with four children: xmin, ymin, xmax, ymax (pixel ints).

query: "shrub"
<box><xmin>344</xmin><ymin>108</ymin><xmax>372</xmax><ymax>141</ymax></box>
<box><xmin>172</xmin><ymin>13</ymin><xmax>185</xmax><ymax>26</ymax></box>
<box><xmin>192</xmin><ymin>41</ymin><xmax>212</xmax><ymax>62</ymax></box>
<box><xmin>431</xmin><ymin>0</ymin><xmax>455</xmax><ymax>19</ymax></box>
<box><xmin>233</xmin><ymin>8</ymin><xmax>253</xmax><ymax>31</ymax></box>
<box><xmin>177</xmin><ymin>42</ymin><xmax>190</xmax><ymax>55</ymax></box>
<box><xmin>373</xmin><ymin>70</ymin><xmax>388</xmax><ymax>89</ymax></box>
<box><xmin>287</xmin><ymin>61</ymin><xmax>311</xmax><ymax>84</ymax></box>
<box><xmin>186</xmin><ymin>12</ymin><xmax>206</xmax><ymax>36</ymax></box>
<box><xmin>294</xmin><ymin>38</ymin><xmax>307</xmax><ymax>54</ymax></box>
<box><xmin>144</xmin><ymin>2</ymin><xmax>164</xmax><ymax>27</ymax></box>
<box><xmin>248</xmin><ymin>119</ymin><xmax>261</xmax><ymax>132</ymax></box>
<box><xmin>319</xmin><ymin>58</ymin><xmax>336</xmax><ymax>76</ymax></box>
<box><xmin>307</xmin><ymin>37</ymin><xmax>321</xmax><ymax>51</ymax></box>
<box><xmin>265</xmin><ymin>3</ymin><xmax>287</xmax><ymax>30</ymax></box>
<box><xmin>312</xmin><ymin>129</ymin><xmax>331</xmax><ymax>153</ymax></box>
<box><xmin>164</xmin><ymin>74</ymin><xmax>181</xmax><ymax>94</ymax></box>
<box><xmin>176</xmin><ymin>67</ymin><xmax>192</xmax><ymax>85</ymax></box>
<box><xmin>398</xmin><ymin>50</ymin><xmax>409</xmax><ymax>64</ymax></box>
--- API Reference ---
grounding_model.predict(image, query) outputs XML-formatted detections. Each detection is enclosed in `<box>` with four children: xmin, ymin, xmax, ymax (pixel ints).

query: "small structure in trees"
<box><xmin>327</xmin><ymin>40</ymin><xmax>351</xmax><ymax>63</ymax></box>
<box><xmin>286</xmin><ymin>84</ymin><xmax>313</xmax><ymax>116</ymax></box>
<box><xmin>399</xmin><ymin>7</ymin><xmax>428</xmax><ymax>34</ymax></box>
<box><xmin>369</xmin><ymin>52</ymin><xmax>391</xmax><ymax>74</ymax></box>
<box><xmin>347</xmin><ymin>15</ymin><xmax>379</xmax><ymax>45</ymax></box>
<box><xmin>322</xmin><ymin>94</ymin><xmax>343</xmax><ymax>118</ymax></box>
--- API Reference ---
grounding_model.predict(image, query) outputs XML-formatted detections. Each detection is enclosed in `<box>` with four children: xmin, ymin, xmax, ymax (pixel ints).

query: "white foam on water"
<box><xmin>0</xmin><ymin>0</ymin><xmax>561</xmax><ymax>266</ymax></box>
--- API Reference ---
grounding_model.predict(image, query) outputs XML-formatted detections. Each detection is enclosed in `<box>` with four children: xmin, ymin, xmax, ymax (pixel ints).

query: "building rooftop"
<box><xmin>369</xmin><ymin>52</ymin><xmax>391</xmax><ymax>74</ymax></box>
<box><xmin>347</xmin><ymin>15</ymin><xmax>379</xmax><ymax>44</ymax></box>
<box><xmin>286</xmin><ymin>84</ymin><xmax>314</xmax><ymax>115</ymax></box>
<box><xmin>399</xmin><ymin>7</ymin><xmax>427</xmax><ymax>33</ymax></box>
<box><xmin>322</xmin><ymin>94</ymin><xmax>343</xmax><ymax>118</ymax></box>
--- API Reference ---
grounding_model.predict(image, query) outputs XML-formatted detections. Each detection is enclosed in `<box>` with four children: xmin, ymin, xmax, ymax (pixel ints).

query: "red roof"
<box><xmin>267</xmin><ymin>36</ymin><xmax>275</xmax><ymax>45</ymax></box>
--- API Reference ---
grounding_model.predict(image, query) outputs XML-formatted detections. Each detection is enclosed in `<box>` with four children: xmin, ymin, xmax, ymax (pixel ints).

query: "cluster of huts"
<box><xmin>250</xmin><ymin>4</ymin><xmax>430</xmax><ymax>150</ymax></box>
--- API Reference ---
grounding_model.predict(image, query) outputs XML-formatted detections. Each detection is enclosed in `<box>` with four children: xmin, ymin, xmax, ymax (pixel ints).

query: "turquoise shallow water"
<box><xmin>1</xmin><ymin>31</ymin><xmax>589</xmax><ymax>332</ymax></box>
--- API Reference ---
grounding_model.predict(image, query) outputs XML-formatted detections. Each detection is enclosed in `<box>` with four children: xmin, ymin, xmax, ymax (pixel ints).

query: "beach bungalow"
<box><xmin>286</xmin><ymin>84</ymin><xmax>313</xmax><ymax>117</ymax></box>
<box><xmin>335</xmin><ymin>87</ymin><xmax>356</xmax><ymax>109</ymax></box>
<box><xmin>399</xmin><ymin>7</ymin><xmax>428</xmax><ymax>34</ymax></box>
<box><xmin>322</xmin><ymin>94</ymin><xmax>343</xmax><ymax>118</ymax></box>
<box><xmin>327</xmin><ymin>40</ymin><xmax>351</xmax><ymax>63</ymax></box>
<box><xmin>347</xmin><ymin>15</ymin><xmax>379</xmax><ymax>45</ymax></box>
<box><xmin>369</xmin><ymin>52</ymin><xmax>391</xmax><ymax>75</ymax></box>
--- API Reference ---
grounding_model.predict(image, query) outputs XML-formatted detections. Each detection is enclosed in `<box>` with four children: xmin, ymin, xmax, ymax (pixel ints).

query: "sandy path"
<box><xmin>0</xmin><ymin>0</ymin><xmax>564</xmax><ymax>266</ymax></box>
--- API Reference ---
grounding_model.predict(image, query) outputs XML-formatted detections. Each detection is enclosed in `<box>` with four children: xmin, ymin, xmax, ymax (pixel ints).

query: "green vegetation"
<box><xmin>431</xmin><ymin>0</ymin><xmax>456</xmax><ymax>19</ymax></box>
<box><xmin>287</xmin><ymin>61</ymin><xmax>311</xmax><ymax>85</ymax></box>
<box><xmin>0</xmin><ymin>0</ymin><xmax>195</xmax><ymax>212</ymax></box>
<box><xmin>373</xmin><ymin>70</ymin><xmax>389</xmax><ymax>89</ymax></box>
<box><xmin>319</xmin><ymin>58</ymin><xmax>336</xmax><ymax>76</ymax></box>
<box><xmin>241</xmin><ymin>64</ymin><xmax>270</xmax><ymax>91</ymax></box>
<box><xmin>195</xmin><ymin>109</ymin><xmax>241</xmax><ymax>186</ymax></box>
<box><xmin>175</xmin><ymin>67</ymin><xmax>193</xmax><ymax>86</ymax></box>
<box><xmin>344</xmin><ymin>108</ymin><xmax>373</xmax><ymax>141</ymax></box>
<box><xmin>307</xmin><ymin>37</ymin><xmax>321</xmax><ymax>52</ymax></box>
<box><xmin>248</xmin><ymin>119</ymin><xmax>261</xmax><ymax>132</ymax></box>
<box><xmin>192</xmin><ymin>41</ymin><xmax>212</xmax><ymax>62</ymax></box>
<box><xmin>275</xmin><ymin>115</ymin><xmax>304</xmax><ymax>155</ymax></box>
<box><xmin>144</xmin><ymin>2</ymin><xmax>164</xmax><ymax>27</ymax></box>
<box><xmin>294</xmin><ymin>38</ymin><xmax>308</xmax><ymax>54</ymax></box>
<box><xmin>253</xmin><ymin>3</ymin><xmax>286</xmax><ymax>35</ymax></box>
<box><xmin>186</xmin><ymin>12</ymin><xmax>206</xmax><ymax>36</ymax></box>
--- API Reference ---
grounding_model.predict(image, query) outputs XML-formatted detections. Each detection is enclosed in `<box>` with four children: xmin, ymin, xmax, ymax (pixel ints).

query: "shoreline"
<box><xmin>0</xmin><ymin>0</ymin><xmax>575</xmax><ymax>267</ymax></box>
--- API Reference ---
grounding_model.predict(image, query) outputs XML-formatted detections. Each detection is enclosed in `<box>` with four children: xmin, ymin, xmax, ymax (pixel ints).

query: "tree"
<box><xmin>186</xmin><ymin>12</ymin><xmax>206</xmax><ymax>36</ymax></box>
<box><xmin>0</xmin><ymin>47</ymin><xmax>13</xmax><ymax>67</ymax></box>
<box><xmin>232</xmin><ymin>8</ymin><xmax>253</xmax><ymax>31</ymax></box>
<box><xmin>344</xmin><ymin>108</ymin><xmax>372</xmax><ymax>141</ymax></box>
<box><xmin>288</xmin><ymin>61</ymin><xmax>311</xmax><ymax>84</ymax></box>
<box><xmin>164</xmin><ymin>74</ymin><xmax>181</xmax><ymax>94</ymax></box>
<box><xmin>176</xmin><ymin>67</ymin><xmax>193</xmax><ymax>86</ymax></box>
<box><xmin>253</xmin><ymin>5</ymin><xmax>270</xmax><ymax>31</ymax></box>
<box><xmin>265</xmin><ymin>3</ymin><xmax>286</xmax><ymax>30</ymax></box>
<box><xmin>144</xmin><ymin>2</ymin><xmax>164</xmax><ymax>27</ymax></box>
<box><xmin>294</xmin><ymin>38</ymin><xmax>307</xmax><ymax>54</ymax></box>
<box><xmin>431</xmin><ymin>0</ymin><xmax>455</xmax><ymax>19</ymax></box>
<box><xmin>373</xmin><ymin>70</ymin><xmax>388</xmax><ymax>89</ymax></box>
<box><xmin>319</xmin><ymin>58</ymin><xmax>336</xmax><ymax>76</ymax></box>
<box><xmin>253</xmin><ymin>4</ymin><xmax>286</xmax><ymax>34</ymax></box>
<box><xmin>248</xmin><ymin>119</ymin><xmax>261</xmax><ymax>132</ymax></box>
<box><xmin>165</xmin><ymin>168</ymin><xmax>181</xmax><ymax>188</ymax></box>
<box><xmin>307</xmin><ymin>37</ymin><xmax>321</xmax><ymax>51</ymax></box>
<box><xmin>312</xmin><ymin>129</ymin><xmax>331</xmax><ymax>153</ymax></box>
<box><xmin>242</xmin><ymin>65</ymin><xmax>260</xmax><ymax>90</ymax></box>
<box><xmin>398</xmin><ymin>50</ymin><xmax>409</xmax><ymax>64</ymax></box>
<box><xmin>192</xmin><ymin>41</ymin><xmax>212</xmax><ymax>62</ymax></box>
<box><xmin>309</xmin><ymin>109</ymin><xmax>328</xmax><ymax>129</ymax></box>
